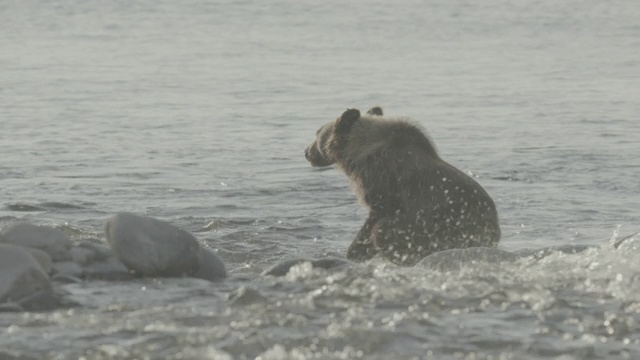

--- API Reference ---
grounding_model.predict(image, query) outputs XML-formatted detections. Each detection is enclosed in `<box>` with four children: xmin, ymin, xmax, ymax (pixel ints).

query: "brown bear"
<box><xmin>305</xmin><ymin>107</ymin><xmax>501</xmax><ymax>266</ymax></box>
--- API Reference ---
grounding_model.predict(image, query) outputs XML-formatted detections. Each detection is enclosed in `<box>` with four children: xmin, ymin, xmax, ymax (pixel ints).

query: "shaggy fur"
<box><xmin>305</xmin><ymin>107</ymin><xmax>501</xmax><ymax>266</ymax></box>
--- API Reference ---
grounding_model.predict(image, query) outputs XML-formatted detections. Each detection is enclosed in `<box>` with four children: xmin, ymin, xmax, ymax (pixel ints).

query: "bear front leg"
<box><xmin>346</xmin><ymin>215</ymin><xmax>380</xmax><ymax>262</ymax></box>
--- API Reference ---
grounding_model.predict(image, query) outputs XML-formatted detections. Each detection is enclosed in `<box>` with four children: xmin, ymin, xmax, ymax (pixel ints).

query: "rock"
<box><xmin>83</xmin><ymin>257</ymin><xmax>132</xmax><ymax>280</ymax></box>
<box><xmin>70</xmin><ymin>245</ymin><xmax>98</xmax><ymax>266</ymax></box>
<box><xmin>612</xmin><ymin>232</ymin><xmax>639</xmax><ymax>250</ymax></box>
<box><xmin>51</xmin><ymin>274</ymin><xmax>83</xmax><ymax>284</ymax></box>
<box><xmin>228</xmin><ymin>286</ymin><xmax>267</xmax><ymax>306</ymax></box>
<box><xmin>70</xmin><ymin>242</ymin><xmax>113</xmax><ymax>265</ymax></box>
<box><xmin>261</xmin><ymin>257</ymin><xmax>352</xmax><ymax>277</ymax></box>
<box><xmin>14</xmin><ymin>287</ymin><xmax>62</xmax><ymax>311</ymax></box>
<box><xmin>312</xmin><ymin>257</ymin><xmax>353</xmax><ymax>271</ymax></box>
<box><xmin>0</xmin><ymin>223</ymin><xmax>72</xmax><ymax>261</ymax></box>
<box><xmin>0</xmin><ymin>302</ymin><xmax>24</xmax><ymax>312</ymax></box>
<box><xmin>52</xmin><ymin>261</ymin><xmax>84</xmax><ymax>278</ymax></box>
<box><xmin>22</xmin><ymin>247</ymin><xmax>53</xmax><ymax>274</ymax></box>
<box><xmin>416</xmin><ymin>247</ymin><xmax>520</xmax><ymax>272</ymax></box>
<box><xmin>66</xmin><ymin>241</ymin><xmax>133</xmax><ymax>280</ymax></box>
<box><xmin>514</xmin><ymin>244</ymin><xmax>593</xmax><ymax>260</ymax></box>
<box><xmin>104</xmin><ymin>213</ymin><xmax>201</xmax><ymax>278</ymax></box>
<box><xmin>194</xmin><ymin>247</ymin><xmax>227</xmax><ymax>281</ymax></box>
<box><xmin>0</xmin><ymin>244</ymin><xmax>57</xmax><ymax>310</ymax></box>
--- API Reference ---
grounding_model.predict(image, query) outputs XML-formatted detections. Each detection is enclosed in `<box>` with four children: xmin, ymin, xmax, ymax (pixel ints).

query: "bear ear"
<box><xmin>366</xmin><ymin>106</ymin><xmax>383</xmax><ymax>116</ymax></box>
<box><xmin>335</xmin><ymin>108</ymin><xmax>361</xmax><ymax>133</ymax></box>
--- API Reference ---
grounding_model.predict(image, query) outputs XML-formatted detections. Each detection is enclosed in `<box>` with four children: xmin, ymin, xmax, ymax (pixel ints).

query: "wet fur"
<box><xmin>305</xmin><ymin>107</ymin><xmax>500</xmax><ymax>266</ymax></box>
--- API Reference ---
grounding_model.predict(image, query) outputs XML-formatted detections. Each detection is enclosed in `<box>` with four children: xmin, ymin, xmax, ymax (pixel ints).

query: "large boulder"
<box><xmin>0</xmin><ymin>244</ymin><xmax>56</xmax><ymax>310</ymax></box>
<box><xmin>0</xmin><ymin>223</ymin><xmax>72</xmax><ymax>261</ymax></box>
<box><xmin>105</xmin><ymin>213</ymin><xmax>226</xmax><ymax>280</ymax></box>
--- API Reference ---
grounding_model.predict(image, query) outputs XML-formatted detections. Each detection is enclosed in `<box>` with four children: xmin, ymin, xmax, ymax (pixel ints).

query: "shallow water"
<box><xmin>1</xmin><ymin>0</ymin><xmax>640</xmax><ymax>358</ymax></box>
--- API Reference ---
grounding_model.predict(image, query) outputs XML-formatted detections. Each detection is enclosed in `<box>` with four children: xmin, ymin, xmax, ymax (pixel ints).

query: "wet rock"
<box><xmin>23</xmin><ymin>247</ymin><xmax>53</xmax><ymax>274</ymax></box>
<box><xmin>51</xmin><ymin>273</ymin><xmax>83</xmax><ymax>284</ymax></box>
<box><xmin>67</xmin><ymin>241</ymin><xmax>133</xmax><ymax>280</ymax></box>
<box><xmin>194</xmin><ymin>247</ymin><xmax>226</xmax><ymax>281</ymax></box>
<box><xmin>83</xmin><ymin>257</ymin><xmax>132</xmax><ymax>280</ymax></box>
<box><xmin>261</xmin><ymin>257</ymin><xmax>352</xmax><ymax>277</ymax></box>
<box><xmin>514</xmin><ymin>244</ymin><xmax>593</xmax><ymax>260</ymax></box>
<box><xmin>0</xmin><ymin>223</ymin><xmax>72</xmax><ymax>261</ymax></box>
<box><xmin>52</xmin><ymin>261</ymin><xmax>84</xmax><ymax>278</ymax></box>
<box><xmin>105</xmin><ymin>212</ymin><xmax>226</xmax><ymax>280</ymax></box>
<box><xmin>312</xmin><ymin>257</ymin><xmax>353</xmax><ymax>271</ymax></box>
<box><xmin>416</xmin><ymin>247</ymin><xmax>520</xmax><ymax>271</ymax></box>
<box><xmin>105</xmin><ymin>212</ymin><xmax>200</xmax><ymax>277</ymax></box>
<box><xmin>70</xmin><ymin>243</ymin><xmax>109</xmax><ymax>265</ymax></box>
<box><xmin>15</xmin><ymin>287</ymin><xmax>63</xmax><ymax>311</ymax></box>
<box><xmin>0</xmin><ymin>302</ymin><xmax>24</xmax><ymax>312</ymax></box>
<box><xmin>228</xmin><ymin>286</ymin><xmax>267</xmax><ymax>306</ymax></box>
<box><xmin>0</xmin><ymin>244</ymin><xmax>56</xmax><ymax>310</ymax></box>
<box><xmin>612</xmin><ymin>232</ymin><xmax>639</xmax><ymax>250</ymax></box>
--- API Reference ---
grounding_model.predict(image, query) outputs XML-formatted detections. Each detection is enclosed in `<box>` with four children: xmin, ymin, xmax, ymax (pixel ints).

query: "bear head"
<box><xmin>304</xmin><ymin>107</ymin><xmax>383</xmax><ymax>167</ymax></box>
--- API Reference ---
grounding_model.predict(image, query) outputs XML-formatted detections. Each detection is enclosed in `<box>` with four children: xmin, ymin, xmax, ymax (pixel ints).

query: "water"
<box><xmin>1</xmin><ymin>0</ymin><xmax>640</xmax><ymax>358</ymax></box>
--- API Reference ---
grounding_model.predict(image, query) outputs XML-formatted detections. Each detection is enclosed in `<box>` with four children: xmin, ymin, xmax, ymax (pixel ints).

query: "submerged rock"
<box><xmin>261</xmin><ymin>257</ymin><xmax>352</xmax><ymax>277</ymax></box>
<box><xmin>228</xmin><ymin>286</ymin><xmax>268</xmax><ymax>306</ymax></box>
<box><xmin>416</xmin><ymin>247</ymin><xmax>520</xmax><ymax>272</ymax></box>
<box><xmin>0</xmin><ymin>244</ymin><xmax>58</xmax><ymax>310</ymax></box>
<box><xmin>612</xmin><ymin>232</ymin><xmax>640</xmax><ymax>250</ymax></box>
<box><xmin>0</xmin><ymin>222</ymin><xmax>72</xmax><ymax>261</ymax></box>
<box><xmin>105</xmin><ymin>212</ymin><xmax>226</xmax><ymax>280</ymax></box>
<box><xmin>514</xmin><ymin>244</ymin><xmax>593</xmax><ymax>260</ymax></box>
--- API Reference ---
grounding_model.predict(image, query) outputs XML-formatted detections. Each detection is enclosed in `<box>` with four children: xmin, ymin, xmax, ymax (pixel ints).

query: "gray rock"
<box><xmin>51</xmin><ymin>273</ymin><xmax>83</xmax><ymax>284</ymax></box>
<box><xmin>194</xmin><ymin>247</ymin><xmax>227</xmax><ymax>281</ymax></box>
<box><xmin>22</xmin><ymin>247</ymin><xmax>53</xmax><ymax>274</ymax></box>
<box><xmin>416</xmin><ymin>247</ymin><xmax>520</xmax><ymax>271</ymax></box>
<box><xmin>228</xmin><ymin>286</ymin><xmax>267</xmax><ymax>306</ymax></box>
<box><xmin>13</xmin><ymin>287</ymin><xmax>62</xmax><ymax>311</ymax></box>
<box><xmin>612</xmin><ymin>232</ymin><xmax>639</xmax><ymax>250</ymax></box>
<box><xmin>70</xmin><ymin>245</ymin><xmax>98</xmax><ymax>266</ymax></box>
<box><xmin>0</xmin><ymin>302</ymin><xmax>25</xmax><ymax>312</ymax></box>
<box><xmin>70</xmin><ymin>242</ymin><xmax>114</xmax><ymax>265</ymax></box>
<box><xmin>0</xmin><ymin>244</ymin><xmax>55</xmax><ymax>308</ymax></box>
<box><xmin>66</xmin><ymin>241</ymin><xmax>133</xmax><ymax>280</ymax></box>
<box><xmin>52</xmin><ymin>261</ymin><xmax>84</xmax><ymax>278</ymax></box>
<box><xmin>83</xmin><ymin>257</ymin><xmax>132</xmax><ymax>280</ymax></box>
<box><xmin>0</xmin><ymin>223</ymin><xmax>72</xmax><ymax>261</ymax></box>
<box><xmin>261</xmin><ymin>257</ymin><xmax>352</xmax><ymax>277</ymax></box>
<box><xmin>104</xmin><ymin>213</ymin><xmax>201</xmax><ymax>278</ymax></box>
<box><xmin>514</xmin><ymin>244</ymin><xmax>593</xmax><ymax>260</ymax></box>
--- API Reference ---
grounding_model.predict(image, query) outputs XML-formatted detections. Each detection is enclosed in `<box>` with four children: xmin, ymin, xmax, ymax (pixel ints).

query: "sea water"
<box><xmin>1</xmin><ymin>0</ymin><xmax>639</xmax><ymax>358</ymax></box>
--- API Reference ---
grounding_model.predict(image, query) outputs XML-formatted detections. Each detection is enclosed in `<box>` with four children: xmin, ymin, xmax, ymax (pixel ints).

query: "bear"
<box><xmin>305</xmin><ymin>107</ymin><xmax>500</xmax><ymax>266</ymax></box>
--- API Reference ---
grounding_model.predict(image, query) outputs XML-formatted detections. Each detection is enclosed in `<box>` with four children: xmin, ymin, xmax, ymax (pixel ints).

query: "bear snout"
<box><xmin>305</xmin><ymin>142</ymin><xmax>333</xmax><ymax>167</ymax></box>
<box><xmin>304</xmin><ymin>146</ymin><xmax>312</xmax><ymax>161</ymax></box>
